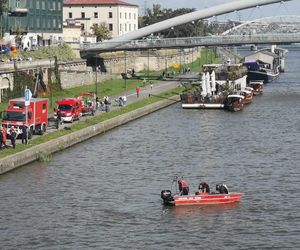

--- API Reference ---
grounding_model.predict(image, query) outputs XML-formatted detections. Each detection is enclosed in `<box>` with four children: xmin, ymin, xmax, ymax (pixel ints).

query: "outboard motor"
<box><xmin>161</xmin><ymin>190</ymin><xmax>174</xmax><ymax>204</ymax></box>
<box><xmin>216</xmin><ymin>184</ymin><xmax>229</xmax><ymax>194</ymax></box>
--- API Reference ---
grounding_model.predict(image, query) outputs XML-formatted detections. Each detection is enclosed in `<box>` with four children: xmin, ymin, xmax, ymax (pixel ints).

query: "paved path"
<box><xmin>13</xmin><ymin>78</ymin><xmax>183</xmax><ymax>147</ymax></box>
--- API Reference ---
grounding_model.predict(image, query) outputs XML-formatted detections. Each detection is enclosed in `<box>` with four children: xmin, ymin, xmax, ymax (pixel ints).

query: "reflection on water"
<box><xmin>0</xmin><ymin>47</ymin><xmax>300</xmax><ymax>249</ymax></box>
<box><xmin>163</xmin><ymin>202</ymin><xmax>241</xmax><ymax>217</ymax></box>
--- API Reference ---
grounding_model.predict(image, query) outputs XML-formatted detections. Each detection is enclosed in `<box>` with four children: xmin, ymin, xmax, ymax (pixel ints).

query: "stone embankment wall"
<box><xmin>0</xmin><ymin>95</ymin><xmax>180</xmax><ymax>174</ymax></box>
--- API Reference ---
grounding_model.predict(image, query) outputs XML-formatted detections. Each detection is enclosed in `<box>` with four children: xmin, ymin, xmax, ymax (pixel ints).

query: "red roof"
<box><xmin>64</xmin><ymin>0</ymin><xmax>138</xmax><ymax>7</ymax></box>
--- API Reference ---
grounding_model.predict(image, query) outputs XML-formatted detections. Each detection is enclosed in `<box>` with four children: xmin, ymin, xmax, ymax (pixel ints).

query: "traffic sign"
<box><xmin>24</xmin><ymin>88</ymin><xmax>32</xmax><ymax>106</ymax></box>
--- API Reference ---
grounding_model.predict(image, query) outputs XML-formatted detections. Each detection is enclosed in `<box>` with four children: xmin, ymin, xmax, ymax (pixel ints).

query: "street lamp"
<box><xmin>49</xmin><ymin>57</ymin><xmax>53</xmax><ymax>109</ymax></box>
<box><xmin>94</xmin><ymin>56</ymin><xmax>98</xmax><ymax>97</ymax></box>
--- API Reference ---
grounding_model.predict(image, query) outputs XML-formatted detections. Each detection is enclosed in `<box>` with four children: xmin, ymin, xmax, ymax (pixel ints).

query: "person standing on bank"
<box><xmin>135</xmin><ymin>86</ymin><xmax>141</xmax><ymax>98</ymax></box>
<box><xmin>9</xmin><ymin>126</ymin><xmax>17</xmax><ymax>149</ymax></box>
<box><xmin>2</xmin><ymin>126</ymin><xmax>8</xmax><ymax>149</ymax></box>
<box><xmin>21</xmin><ymin>125</ymin><xmax>28</xmax><ymax>144</ymax></box>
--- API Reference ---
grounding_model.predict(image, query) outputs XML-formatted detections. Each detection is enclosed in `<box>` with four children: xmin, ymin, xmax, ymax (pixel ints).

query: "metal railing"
<box><xmin>80</xmin><ymin>33</ymin><xmax>300</xmax><ymax>56</ymax></box>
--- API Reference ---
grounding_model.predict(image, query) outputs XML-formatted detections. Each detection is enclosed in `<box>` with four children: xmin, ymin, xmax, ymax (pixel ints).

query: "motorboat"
<box><xmin>224</xmin><ymin>94</ymin><xmax>244</xmax><ymax>112</ymax></box>
<box><xmin>161</xmin><ymin>190</ymin><xmax>242</xmax><ymax>206</ymax></box>
<box><xmin>240</xmin><ymin>89</ymin><xmax>253</xmax><ymax>104</ymax></box>
<box><xmin>249</xmin><ymin>80</ymin><xmax>264</xmax><ymax>95</ymax></box>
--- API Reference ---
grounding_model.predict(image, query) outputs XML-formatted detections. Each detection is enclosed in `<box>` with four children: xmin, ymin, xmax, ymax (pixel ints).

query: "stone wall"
<box><xmin>0</xmin><ymin>48</ymin><xmax>201</xmax><ymax>101</ymax></box>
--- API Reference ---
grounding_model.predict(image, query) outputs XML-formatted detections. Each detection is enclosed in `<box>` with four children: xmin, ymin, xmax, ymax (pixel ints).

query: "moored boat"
<box><xmin>180</xmin><ymin>63</ymin><xmax>248</xmax><ymax>110</ymax></box>
<box><xmin>224</xmin><ymin>95</ymin><xmax>244</xmax><ymax>112</ymax></box>
<box><xmin>240</xmin><ymin>89</ymin><xmax>253</xmax><ymax>104</ymax></box>
<box><xmin>249</xmin><ymin>80</ymin><xmax>264</xmax><ymax>95</ymax></box>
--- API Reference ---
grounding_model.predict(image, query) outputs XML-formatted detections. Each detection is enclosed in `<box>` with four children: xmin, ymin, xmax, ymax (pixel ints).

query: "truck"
<box><xmin>54</xmin><ymin>98</ymin><xmax>82</xmax><ymax>123</ymax></box>
<box><xmin>2</xmin><ymin>97</ymin><xmax>49</xmax><ymax>139</ymax></box>
<box><xmin>78</xmin><ymin>93</ymin><xmax>96</xmax><ymax>116</ymax></box>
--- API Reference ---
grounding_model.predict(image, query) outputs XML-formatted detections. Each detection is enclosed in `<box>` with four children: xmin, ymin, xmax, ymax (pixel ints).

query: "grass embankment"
<box><xmin>0</xmin><ymin>87</ymin><xmax>183</xmax><ymax>158</ymax></box>
<box><xmin>0</xmin><ymin>44</ymin><xmax>77</xmax><ymax>61</ymax></box>
<box><xmin>0</xmin><ymin>47</ymin><xmax>220</xmax><ymax>158</ymax></box>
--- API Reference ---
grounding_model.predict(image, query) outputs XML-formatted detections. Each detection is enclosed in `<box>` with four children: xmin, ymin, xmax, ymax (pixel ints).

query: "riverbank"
<box><xmin>0</xmin><ymin>90</ymin><xmax>180</xmax><ymax>174</ymax></box>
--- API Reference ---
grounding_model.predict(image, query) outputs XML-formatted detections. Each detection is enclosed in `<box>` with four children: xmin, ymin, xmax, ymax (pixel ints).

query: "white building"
<box><xmin>63</xmin><ymin>0</ymin><xmax>139</xmax><ymax>39</ymax></box>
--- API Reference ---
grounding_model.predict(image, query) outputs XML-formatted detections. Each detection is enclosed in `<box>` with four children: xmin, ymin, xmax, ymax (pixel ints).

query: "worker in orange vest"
<box><xmin>2</xmin><ymin>126</ymin><xmax>8</xmax><ymax>149</ymax></box>
<box><xmin>178</xmin><ymin>178</ymin><xmax>189</xmax><ymax>195</ymax></box>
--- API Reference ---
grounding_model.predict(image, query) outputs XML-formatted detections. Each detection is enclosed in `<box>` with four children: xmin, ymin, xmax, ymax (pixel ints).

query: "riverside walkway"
<box><xmin>17</xmin><ymin>76</ymin><xmax>185</xmax><ymax>144</ymax></box>
<box><xmin>0</xmin><ymin>76</ymin><xmax>186</xmax><ymax>173</ymax></box>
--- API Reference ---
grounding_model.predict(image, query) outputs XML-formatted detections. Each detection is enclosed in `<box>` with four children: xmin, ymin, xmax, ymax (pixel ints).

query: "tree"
<box><xmin>0</xmin><ymin>0</ymin><xmax>8</xmax><ymax>37</ymax></box>
<box><xmin>140</xmin><ymin>5</ymin><xmax>210</xmax><ymax>38</ymax></box>
<box><xmin>0</xmin><ymin>0</ymin><xmax>8</xmax><ymax>15</ymax></box>
<box><xmin>91</xmin><ymin>23</ymin><xmax>111</xmax><ymax>42</ymax></box>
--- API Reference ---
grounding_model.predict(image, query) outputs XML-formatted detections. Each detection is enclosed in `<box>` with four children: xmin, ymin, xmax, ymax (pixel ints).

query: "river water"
<box><xmin>1</xmin><ymin>46</ymin><xmax>300</xmax><ymax>250</ymax></box>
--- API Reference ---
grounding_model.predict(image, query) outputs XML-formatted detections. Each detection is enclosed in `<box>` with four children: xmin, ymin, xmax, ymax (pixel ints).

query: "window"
<box><xmin>129</xmin><ymin>13</ymin><xmax>131</xmax><ymax>19</ymax></box>
<box><xmin>109</xmin><ymin>24</ymin><xmax>113</xmax><ymax>31</ymax></box>
<box><xmin>120</xmin><ymin>12</ymin><xmax>122</xmax><ymax>18</ymax></box>
<box><xmin>120</xmin><ymin>24</ymin><xmax>122</xmax><ymax>32</ymax></box>
<box><xmin>125</xmin><ymin>13</ymin><xmax>127</xmax><ymax>19</ymax></box>
<box><xmin>43</xmin><ymin>104</ymin><xmax>46</xmax><ymax>110</ymax></box>
<box><xmin>134</xmin><ymin>13</ymin><xmax>136</xmax><ymax>20</ymax></box>
<box><xmin>125</xmin><ymin>24</ymin><xmax>127</xmax><ymax>32</ymax></box>
<box><xmin>52</xmin><ymin>1</ymin><xmax>56</xmax><ymax>10</ymax></box>
<box><xmin>94</xmin><ymin>12</ymin><xmax>98</xmax><ymax>18</ymax></box>
<box><xmin>16</xmin><ymin>0</ymin><xmax>20</xmax><ymax>7</ymax></box>
<box><xmin>109</xmin><ymin>12</ymin><xmax>112</xmax><ymax>18</ymax></box>
<box><xmin>68</xmin><ymin>12</ymin><xmax>72</xmax><ymax>18</ymax></box>
<box><xmin>81</xmin><ymin>12</ymin><xmax>85</xmax><ymax>19</ymax></box>
<box><xmin>81</xmin><ymin>24</ymin><xmax>84</xmax><ymax>31</ymax></box>
<box><xmin>42</xmin><ymin>0</ymin><xmax>45</xmax><ymax>9</ymax></box>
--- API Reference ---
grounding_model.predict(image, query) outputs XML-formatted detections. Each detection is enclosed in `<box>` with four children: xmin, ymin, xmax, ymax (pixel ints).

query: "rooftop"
<box><xmin>64</xmin><ymin>0</ymin><xmax>138</xmax><ymax>7</ymax></box>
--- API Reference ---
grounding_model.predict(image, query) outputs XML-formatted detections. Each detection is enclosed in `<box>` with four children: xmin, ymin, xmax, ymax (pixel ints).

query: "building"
<box><xmin>1</xmin><ymin>0</ymin><xmax>63</xmax><ymax>47</ymax></box>
<box><xmin>63</xmin><ymin>0</ymin><xmax>138</xmax><ymax>39</ymax></box>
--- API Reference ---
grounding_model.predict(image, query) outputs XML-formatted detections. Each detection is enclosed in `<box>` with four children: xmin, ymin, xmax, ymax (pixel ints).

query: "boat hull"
<box><xmin>247</xmin><ymin>70</ymin><xmax>279</xmax><ymax>83</ymax></box>
<box><xmin>182</xmin><ymin>103</ymin><xmax>224</xmax><ymax>109</ymax></box>
<box><xmin>170</xmin><ymin>193</ymin><xmax>242</xmax><ymax>206</ymax></box>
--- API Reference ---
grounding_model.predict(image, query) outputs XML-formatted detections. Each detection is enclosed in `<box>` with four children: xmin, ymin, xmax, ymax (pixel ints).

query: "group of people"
<box><xmin>115</xmin><ymin>96</ymin><xmax>127</xmax><ymax>106</ymax></box>
<box><xmin>0</xmin><ymin>125</ymin><xmax>25</xmax><ymax>150</ymax></box>
<box><xmin>177</xmin><ymin>178</ymin><xmax>229</xmax><ymax>196</ymax></box>
<box><xmin>95</xmin><ymin>96</ymin><xmax>111</xmax><ymax>112</ymax></box>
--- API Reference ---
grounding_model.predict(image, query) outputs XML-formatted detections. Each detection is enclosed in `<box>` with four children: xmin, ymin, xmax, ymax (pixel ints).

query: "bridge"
<box><xmin>80</xmin><ymin>0</ymin><xmax>295</xmax><ymax>58</ymax></box>
<box><xmin>81</xmin><ymin>33</ymin><xmax>300</xmax><ymax>52</ymax></box>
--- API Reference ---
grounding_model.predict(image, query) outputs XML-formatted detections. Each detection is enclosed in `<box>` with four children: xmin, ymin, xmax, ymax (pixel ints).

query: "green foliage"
<box><xmin>141</xmin><ymin>4</ymin><xmax>209</xmax><ymax>38</ymax></box>
<box><xmin>91</xmin><ymin>23</ymin><xmax>111</xmax><ymax>41</ymax></box>
<box><xmin>0</xmin><ymin>0</ymin><xmax>8</xmax><ymax>15</ymax></box>
<box><xmin>20</xmin><ymin>44</ymin><xmax>77</xmax><ymax>61</ymax></box>
<box><xmin>0</xmin><ymin>87</ymin><xmax>183</xmax><ymax>159</ymax></box>
<box><xmin>37</xmin><ymin>152</ymin><xmax>52</xmax><ymax>162</ymax></box>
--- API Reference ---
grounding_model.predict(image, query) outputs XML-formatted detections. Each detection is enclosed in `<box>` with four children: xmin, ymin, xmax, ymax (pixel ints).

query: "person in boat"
<box><xmin>178</xmin><ymin>178</ymin><xmax>189</xmax><ymax>195</ymax></box>
<box><xmin>216</xmin><ymin>183</ymin><xmax>229</xmax><ymax>194</ymax></box>
<box><xmin>198</xmin><ymin>182</ymin><xmax>210</xmax><ymax>194</ymax></box>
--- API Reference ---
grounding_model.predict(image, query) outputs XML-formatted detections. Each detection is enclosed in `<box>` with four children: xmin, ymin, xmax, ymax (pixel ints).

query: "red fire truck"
<box><xmin>54</xmin><ymin>98</ymin><xmax>82</xmax><ymax>123</ymax></box>
<box><xmin>2</xmin><ymin>97</ymin><xmax>49</xmax><ymax>139</ymax></box>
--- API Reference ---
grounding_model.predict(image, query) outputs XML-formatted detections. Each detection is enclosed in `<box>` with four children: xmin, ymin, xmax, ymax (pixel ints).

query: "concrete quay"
<box><xmin>0</xmin><ymin>94</ymin><xmax>180</xmax><ymax>174</ymax></box>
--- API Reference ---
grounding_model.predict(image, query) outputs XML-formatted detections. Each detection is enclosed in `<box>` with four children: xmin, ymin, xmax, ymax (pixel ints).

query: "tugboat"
<box><xmin>161</xmin><ymin>178</ymin><xmax>243</xmax><ymax>206</ymax></box>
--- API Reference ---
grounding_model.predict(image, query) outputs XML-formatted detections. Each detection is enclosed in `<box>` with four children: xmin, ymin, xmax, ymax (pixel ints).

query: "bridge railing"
<box><xmin>80</xmin><ymin>33</ymin><xmax>300</xmax><ymax>53</ymax></box>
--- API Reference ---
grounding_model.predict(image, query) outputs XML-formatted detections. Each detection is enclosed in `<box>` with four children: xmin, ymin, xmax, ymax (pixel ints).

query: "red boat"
<box><xmin>225</xmin><ymin>94</ymin><xmax>244</xmax><ymax>112</ymax></box>
<box><xmin>249</xmin><ymin>80</ymin><xmax>264</xmax><ymax>95</ymax></box>
<box><xmin>161</xmin><ymin>190</ymin><xmax>242</xmax><ymax>206</ymax></box>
